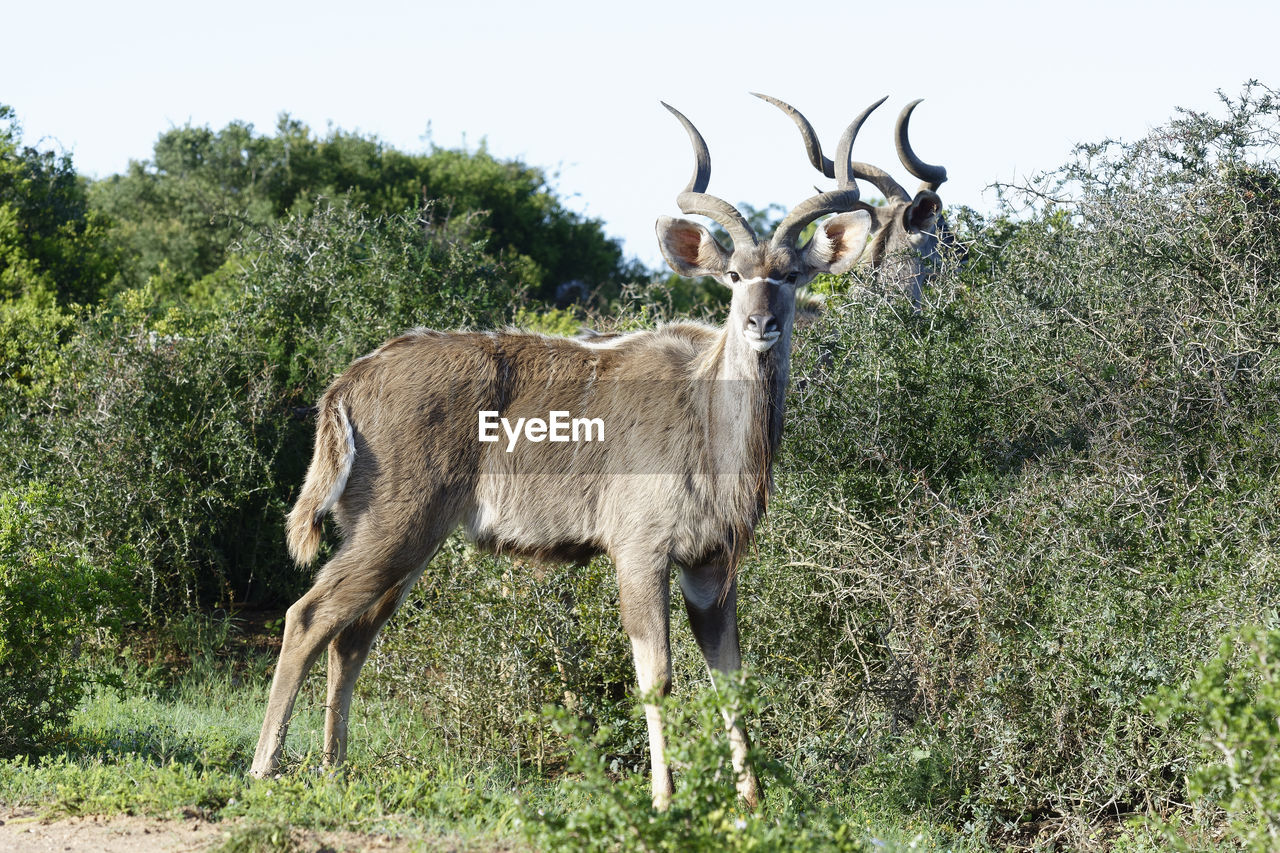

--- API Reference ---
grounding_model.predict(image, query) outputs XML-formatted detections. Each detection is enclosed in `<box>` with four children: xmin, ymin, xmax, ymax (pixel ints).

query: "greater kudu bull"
<box><xmin>250</xmin><ymin>98</ymin><xmax>876</xmax><ymax>810</ymax></box>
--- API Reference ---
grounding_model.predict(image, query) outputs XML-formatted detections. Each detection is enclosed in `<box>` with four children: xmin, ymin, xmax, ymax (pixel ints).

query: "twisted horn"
<box><xmin>751</xmin><ymin>92</ymin><xmax>828</xmax><ymax>175</ymax></box>
<box><xmin>661</xmin><ymin>102</ymin><xmax>758</xmax><ymax>247</ymax></box>
<box><xmin>766</xmin><ymin>99</ymin><xmax>881</xmax><ymax>247</ymax></box>
<box><xmin>754</xmin><ymin>93</ymin><xmax>909</xmax><ymax>203</ymax></box>
<box><xmin>895</xmin><ymin>99</ymin><xmax>947</xmax><ymax>192</ymax></box>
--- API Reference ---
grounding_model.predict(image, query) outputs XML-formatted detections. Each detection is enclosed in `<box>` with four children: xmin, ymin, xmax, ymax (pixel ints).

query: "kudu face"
<box><xmin>656</xmin><ymin>219</ymin><xmax>869</xmax><ymax>353</ymax></box>
<box><xmin>755</xmin><ymin>94</ymin><xmax>952</xmax><ymax>309</ymax></box>
<box><xmin>655</xmin><ymin>103</ymin><xmax>872</xmax><ymax>353</ymax></box>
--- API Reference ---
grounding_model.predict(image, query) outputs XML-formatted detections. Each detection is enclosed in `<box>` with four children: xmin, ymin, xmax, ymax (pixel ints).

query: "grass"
<box><xmin>0</xmin><ymin>655</ymin><xmax>527</xmax><ymax>848</ymax></box>
<box><xmin>0</xmin><ymin>628</ymin><xmax>999</xmax><ymax>852</ymax></box>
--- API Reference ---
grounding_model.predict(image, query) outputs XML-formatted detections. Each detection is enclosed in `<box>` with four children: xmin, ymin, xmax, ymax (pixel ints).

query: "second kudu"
<box><xmin>755</xmin><ymin>93</ymin><xmax>953</xmax><ymax>310</ymax></box>
<box><xmin>250</xmin><ymin>97</ymin><xmax>879</xmax><ymax>810</ymax></box>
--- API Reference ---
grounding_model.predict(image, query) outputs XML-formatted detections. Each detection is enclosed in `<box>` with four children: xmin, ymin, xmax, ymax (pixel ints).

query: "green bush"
<box><xmin>0</xmin><ymin>200</ymin><xmax>522</xmax><ymax>614</ymax></box>
<box><xmin>3</xmin><ymin>81</ymin><xmax>1278</xmax><ymax>849</ymax></box>
<box><xmin>313</xmin><ymin>84</ymin><xmax>1280</xmax><ymax>847</ymax></box>
<box><xmin>87</xmin><ymin>117</ymin><xmax>644</xmax><ymax>305</ymax></box>
<box><xmin>0</xmin><ymin>296</ymin><xmax>76</xmax><ymax>400</ymax></box>
<box><xmin>369</xmin><ymin>544</ymin><xmax>639</xmax><ymax>766</ymax></box>
<box><xmin>1147</xmin><ymin>627</ymin><xmax>1280</xmax><ymax>851</ymax></box>
<box><xmin>0</xmin><ymin>484</ymin><xmax>137</xmax><ymax>755</ymax></box>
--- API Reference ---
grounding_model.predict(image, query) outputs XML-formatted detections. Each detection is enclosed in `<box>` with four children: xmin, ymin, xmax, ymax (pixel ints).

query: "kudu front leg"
<box><xmin>616</xmin><ymin>550</ymin><xmax>674</xmax><ymax>810</ymax></box>
<box><xmin>680</xmin><ymin>564</ymin><xmax>761</xmax><ymax>809</ymax></box>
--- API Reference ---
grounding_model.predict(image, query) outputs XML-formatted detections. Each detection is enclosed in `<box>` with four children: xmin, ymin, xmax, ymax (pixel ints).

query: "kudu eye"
<box><xmin>784</xmin><ymin>272</ymin><xmax>799</xmax><ymax>284</ymax></box>
<box><xmin>727</xmin><ymin>271</ymin><xmax>741</xmax><ymax>283</ymax></box>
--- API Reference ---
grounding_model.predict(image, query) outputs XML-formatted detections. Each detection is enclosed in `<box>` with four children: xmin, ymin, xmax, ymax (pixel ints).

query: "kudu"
<box><xmin>249</xmin><ymin>98</ymin><xmax>874</xmax><ymax>810</ymax></box>
<box><xmin>755</xmin><ymin>93</ymin><xmax>952</xmax><ymax>309</ymax></box>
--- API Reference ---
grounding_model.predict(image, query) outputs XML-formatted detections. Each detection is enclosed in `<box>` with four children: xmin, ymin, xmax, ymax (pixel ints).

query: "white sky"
<box><xmin>3</xmin><ymin>0</ymin><xmax>1275</xmax><ymax>270</ymax></box>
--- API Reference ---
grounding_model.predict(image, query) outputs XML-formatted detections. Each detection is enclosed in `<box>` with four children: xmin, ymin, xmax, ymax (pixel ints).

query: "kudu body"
<box><xmin>250</xmin><ymin>99</ymin><xmax>873</xmax><ymax>810</ymax></box>
<box><xmin>756</xmin><ymin>94</ymin><xmax>952</xmax><ymax>309</ymax></box>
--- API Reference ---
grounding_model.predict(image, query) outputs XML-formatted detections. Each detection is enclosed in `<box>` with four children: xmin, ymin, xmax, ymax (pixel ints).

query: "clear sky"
<box><xmin>3</xmin><ymin>0</ymin><xmax>1274</xmax><ymax>270</ymax></box>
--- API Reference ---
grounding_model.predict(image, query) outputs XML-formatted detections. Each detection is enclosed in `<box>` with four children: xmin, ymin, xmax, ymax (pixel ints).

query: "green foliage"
<box><xmin>0</xmin><ymin>200</ymin><xmax>521</xmax><ymax>613</ymax></box>
<box><xmin>636</xmin><ymin>271</ymin><xmax>730</xmax><ymax>318</ymax></box>
<box><xmin>1</xmin><ymin>81</ymin><xmax>1278</xmax><ymax>850</ymax></box>
<box><xmin>88</xmin><ymin>115</ymin><xmax>644</xmax><ymax>305</ymax></box>
<box><xmin>0</xmin><ymin>104</ymin><xmax>120</xmax><ymax>305</ymax></box>
<box><xmin>203</xmin><ymin>82</ymin><xmax>1277</xmax><ymax>846</ymax></box>
<box><xmin>370</xmin><ymin>545</ymin><xmax>639</xmax><ymax>765</ymax></box>
<box><xmin>0</xmin><ymin>296</ymin><xmax>76</xmax><ymax>399</ymax></box>
<box><xmin>512</xmin><ymin>304</ymin><xmax>585</xmax><ymax>337</ymax></box>
<box><xmin>1147</xmin><ymin>627</ymin><xmax>1280</xmax><ymax>851</ymax></box>
<box><xmin>0</xmin><ymin>484</ymin><xmax>138</xmax><ymax>756</ymax></box>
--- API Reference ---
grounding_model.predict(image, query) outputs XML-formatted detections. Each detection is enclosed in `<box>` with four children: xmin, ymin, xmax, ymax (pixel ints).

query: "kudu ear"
<box><xmin>801</xmin><ymin>210</ymin><xmax>871</xmax><ymax>275</ymax></box>
<box><xmin>656</xmin><ymin>216</ymin><xmax>732</xmax><ymax>277</ymax></box>
<box><xmin>904</xmin><ymin>191</ymin><xmax>942</xmax><ymax>234</ymax></box>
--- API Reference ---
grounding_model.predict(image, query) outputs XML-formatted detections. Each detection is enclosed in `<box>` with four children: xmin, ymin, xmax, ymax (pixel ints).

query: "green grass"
<box><xmin>0</xmin><ymin>659</ymin><xmax>524</xmax><ymax>843</ymax></box>
<box><xmin>0</xmin><ymin>647</ymin><xmax>996</xmax><ymax>852</ymax></box>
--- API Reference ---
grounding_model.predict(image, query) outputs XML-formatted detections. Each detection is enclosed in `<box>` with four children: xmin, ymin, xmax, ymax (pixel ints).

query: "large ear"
<box><xmin>802</xmin><ymin>210</ymin><xmax>871</xmax><ymax>275</ymax></box>
<box><xmin>904</xmin><ymin>190</ymin><xmax>942</xmax><ymax>234</ymax></box>
<box><xmin>656</xmin><ymin>216</ymin><xmax>732</xmax><ymax>277</ymax></box>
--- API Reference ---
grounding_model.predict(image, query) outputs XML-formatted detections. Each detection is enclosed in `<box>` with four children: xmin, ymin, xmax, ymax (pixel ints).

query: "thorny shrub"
<box><xmin>750</xmin><ymin>81</ymin><xmax>1280</xmax><ymax>844</ymax></box>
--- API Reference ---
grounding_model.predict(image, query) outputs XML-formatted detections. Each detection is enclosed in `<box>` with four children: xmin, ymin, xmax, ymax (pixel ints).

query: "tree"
<box><xmin>90</xmin><ymin>116</ymin><xmax>645</xmax><ymax>305</ymax></box>
<box><xmin>0</xmin><ymin>105</ymin><xmax>119</xmax><ymax>305</ymax></box>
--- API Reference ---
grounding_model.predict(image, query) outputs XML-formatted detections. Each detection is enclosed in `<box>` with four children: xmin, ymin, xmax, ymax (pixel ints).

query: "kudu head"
<box><xmin>655</xmin><ymin>101</ymin><xmax>871</xmax><ymax>356</ymax></box>
<box><xmin>755</xmin><ymin>94</ymin><xmax>952</xmax><ymax>309</ymax></box>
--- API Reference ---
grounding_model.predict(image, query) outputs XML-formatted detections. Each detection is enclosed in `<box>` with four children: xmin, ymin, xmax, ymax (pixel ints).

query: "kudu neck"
<box><xmin>705</xmin><ymin>324</ymin><xmax>791</xmax><ymax>471</ymax></box>
<box><xmin>713</xmin><ymin>325</ymin><xmax>792</xmax><ymax>385</ymax></box>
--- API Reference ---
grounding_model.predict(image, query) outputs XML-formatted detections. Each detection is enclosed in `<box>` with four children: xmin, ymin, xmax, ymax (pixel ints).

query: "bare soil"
<box><xmin>0</xmin><ymin>808</ymin><xmax>425</xmax><ymax>852</ymax></box>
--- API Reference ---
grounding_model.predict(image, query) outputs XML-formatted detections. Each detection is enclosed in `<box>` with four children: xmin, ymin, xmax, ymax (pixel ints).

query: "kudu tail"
<box><xmin>285</xmin><ymin>398</ymin><xmax>355</xmax><ymax>566</ymax></box>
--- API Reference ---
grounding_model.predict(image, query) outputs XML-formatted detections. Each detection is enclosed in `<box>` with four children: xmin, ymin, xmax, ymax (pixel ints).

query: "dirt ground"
<box><xmin>0</xmin><ymin>808</ymin><xmax>424</xmax><ymax>852</ymax></box>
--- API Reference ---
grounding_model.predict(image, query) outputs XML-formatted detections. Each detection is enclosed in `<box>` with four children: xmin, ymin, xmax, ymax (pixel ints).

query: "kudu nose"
<box><xmin>746</xmin><ymin>313</ymin><xmax>778</xmax><ymax>337</ymax></box>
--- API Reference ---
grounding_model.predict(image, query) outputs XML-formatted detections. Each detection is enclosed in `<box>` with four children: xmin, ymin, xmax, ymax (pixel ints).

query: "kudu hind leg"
<box><xmin>323</xmin><ymin>568</ymin><xmax>425</xmax><ymax>766</ymax></box>
<box><xmin>251</xmin><ymin>543</ymin><xmax>428</xmax><ymax>777</ymax></box>
<box><xmin>680</xmin><ymin>565</ymin><xmax>762</xmax><ymax>809</ymax></box>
